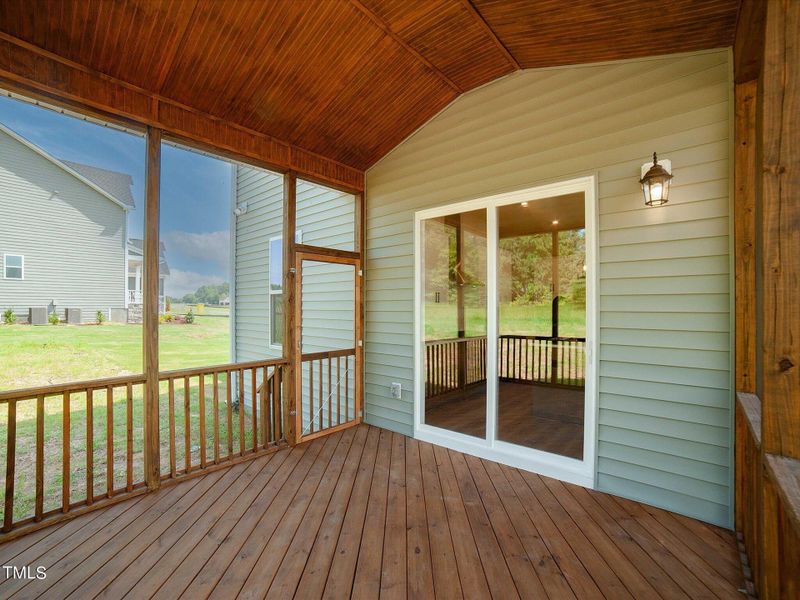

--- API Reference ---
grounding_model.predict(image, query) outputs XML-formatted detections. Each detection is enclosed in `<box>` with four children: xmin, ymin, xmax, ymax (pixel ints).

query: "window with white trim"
<box><xmin>269</xmin><ymin>237</ymin><xmax>283</xmax><ymax>347</ymax></box>
<box><xmin>3</xmin><ymin>254</ymin><xmax>23</xmax><ymax>280</ymax></box>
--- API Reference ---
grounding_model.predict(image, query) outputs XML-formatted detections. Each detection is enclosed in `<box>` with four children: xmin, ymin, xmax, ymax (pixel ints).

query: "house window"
<box><xmin>269</xmin><ymin>232</ymin><xmax>301</xmax><ymax>347</ymax></box>
<box><xmin>269</xmin><ymin>237</ymin><xmax>283</xmax><ymax>347</ymax></box>
<box><xmin>3</xmin><ymin>254</ymin><xmax>23</xmax><ymax>279</ymax></box>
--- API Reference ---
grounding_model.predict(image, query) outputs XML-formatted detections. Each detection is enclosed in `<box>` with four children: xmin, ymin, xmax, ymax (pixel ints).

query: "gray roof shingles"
<box><xmin>61</xmin><ymin>160</ymin><xmax>136</xmax><ymax>208</ymax></box>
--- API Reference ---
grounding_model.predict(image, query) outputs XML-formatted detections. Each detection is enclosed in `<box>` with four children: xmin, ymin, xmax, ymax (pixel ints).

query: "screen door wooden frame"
<box><xmin>294</xmin><ymin>250</ymin><xmax>363</xmax><ymax>443</ymax></box>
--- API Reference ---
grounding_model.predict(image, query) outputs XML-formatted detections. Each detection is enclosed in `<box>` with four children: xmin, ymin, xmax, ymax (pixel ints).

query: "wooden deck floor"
<box><xmin>0</xmin><ymin>424</ymin><xmax>744</xmax><ymax>599</ymax></box>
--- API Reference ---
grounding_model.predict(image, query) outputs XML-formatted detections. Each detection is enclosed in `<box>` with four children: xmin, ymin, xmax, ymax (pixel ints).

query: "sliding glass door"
<box><xmin>416</xmin><ymin>178</ymin><xmax>596</xmax><ymax>485</ymax></box>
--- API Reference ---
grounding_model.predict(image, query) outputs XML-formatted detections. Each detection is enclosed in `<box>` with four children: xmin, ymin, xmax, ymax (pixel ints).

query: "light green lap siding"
<box><xmin>364</xmin><ymin>49</ymin><xmax>733</xmax><ymax>526</ymax></box>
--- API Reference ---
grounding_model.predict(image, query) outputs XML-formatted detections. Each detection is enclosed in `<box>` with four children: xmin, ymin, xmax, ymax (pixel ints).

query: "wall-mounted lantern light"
<box><xmin>640</xmin><ymin>152</ymin><xmax>673</xmax><ymax>206</ymax></box>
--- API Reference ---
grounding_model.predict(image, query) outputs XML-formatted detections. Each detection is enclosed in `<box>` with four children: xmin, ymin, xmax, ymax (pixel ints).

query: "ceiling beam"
<box><xmin>348</xmin><ymin>0</ymin><xmax>463</xmax><ymax>93</ymax></box>
<box><xmin>0</xmin><ymin>32</ymin><xmax>364</xmax><ymax>192</ymax></box>
<box><xmin>460</xmin><ymin>0</ymin><xmax>521</xmax><ymax>71</ymax></box>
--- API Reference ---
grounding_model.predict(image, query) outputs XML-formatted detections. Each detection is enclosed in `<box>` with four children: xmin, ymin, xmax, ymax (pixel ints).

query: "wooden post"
<box><xmin>734</xmin><ymin>80</ymin><xmax>758</xmax><ymax>395</ymax></box>
<box><xmin>758</xmin><ymin>2</ymin><xmax>799</xmax><ymax>597</ymax></box>
<box><xmin>455</xmin><ymin>215</ymin><xmax>466</xmax><ymax>389</ymax></box>
<box><xmin>282</xmin><ymin>172</ymin><xmax>297</xmax><ymax>445</ymax></box>
<box><xmin>551</xmin><ymin>230</ymin><xmax>559</xmax><ymax>383</ymax></box>
<box><xmin>760</xmin><ymin>0</ymin><xmax>799</xmax><ymax>460</ymax></box>
<box><xmin>143</xmin><ymin>127</ymin><xmax>161</xmax><ymax>490</ymax></box>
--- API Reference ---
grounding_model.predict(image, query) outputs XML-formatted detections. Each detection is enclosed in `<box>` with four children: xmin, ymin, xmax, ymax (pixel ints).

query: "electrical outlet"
<box><xmin>390</xmin><ymin>382</ymin><xmax>402</xmax><ymax>399</ymax></box>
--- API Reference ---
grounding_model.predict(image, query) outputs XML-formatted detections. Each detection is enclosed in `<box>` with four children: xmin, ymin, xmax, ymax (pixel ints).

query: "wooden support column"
<box><xmin>355</xmin><ymin>191</ymin><xmax>365</xmax><ymax>421</ymax></box>
<box><xmin>282</xmin><ymin>172</ymin><xmax>297</xmax><ymax>445</ymax></box>
<box><xmin>551</xmin><ymin>230</ymin><xmax>559</xmax><ymax>383</ymax></box>
<box><xmin>760</xmin><ymin>0</ymin><xmax>800</xmax><ymax>460</ymax></box>
<box><xmin>734</xmin><ymin>79</ymin><xmax>758</xmax><ymax>395</ymax></box>
<box><xmin>455</xmin><ymin>215</ymin><xmax>467</xmax><ymax>389</ymax></box>
<box><xmin>143</xmin><ymin>127</ymin><xmax>161</xmax><ymax>490</ymax></box>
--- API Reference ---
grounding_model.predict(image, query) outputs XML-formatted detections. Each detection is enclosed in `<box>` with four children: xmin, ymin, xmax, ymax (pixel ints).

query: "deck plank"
<box><xmin>351</xmin><ymin>428</ymin><xmax>392</xmax><ymax>599</ymax></box>
<box><xmin>321</xmin><ymin>426</ymin><xmax>381</xmax><ymax>599</ymax></box>
<box><xmin>208</xmin><ymin>434</ymin><xmax>341</xmax><ymax>599</ymax></box>
<box><xmin>418</xmin><ymin>441</ymin><xmax>463</xmax><ymax>600</ymax></box>
<box><xmin>0</xmin><ymin>424</ymin><xmax>744</xmax><ymax>600</ymax></box>
<box><xmin>404</xmin><ymin>438</ymin><xmax>435</xmax><ymax>600</ymax></box>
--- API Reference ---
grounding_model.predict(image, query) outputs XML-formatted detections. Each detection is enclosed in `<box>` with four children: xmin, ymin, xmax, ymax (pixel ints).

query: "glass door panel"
<box><xmin>421</xmin><ymin>209</ymin><xmax>487</xmax><ymax>438</ymax></box>
<box><xmin>497</xmin><ymin>194</ymin><xmax>587</xmax><ymax>459</ymax></box>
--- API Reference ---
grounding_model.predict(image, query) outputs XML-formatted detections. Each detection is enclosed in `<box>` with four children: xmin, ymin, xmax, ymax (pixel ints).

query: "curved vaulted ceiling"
<box><xmin>0</xmin><ymin>0</ymin><xmax>739</xmax><ymax>178</ymax></box>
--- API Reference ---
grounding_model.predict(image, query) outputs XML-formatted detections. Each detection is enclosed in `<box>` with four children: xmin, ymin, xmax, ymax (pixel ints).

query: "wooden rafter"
<box><xmin>460</xmin><ymin>0</ymin><xmax>521</xmax><ymax>71</ymax></box>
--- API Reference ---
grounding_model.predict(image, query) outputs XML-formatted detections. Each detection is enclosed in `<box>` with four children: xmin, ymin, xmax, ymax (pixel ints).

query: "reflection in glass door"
<box><xmin>497</xmin><ymin>195</ymin><xmax>586</xmax><ymax>459</ymax></box>
<box><xmin>416</xmin><ymin>180</ymin><xmax>593</xmax><ymax>481</ymax></box>
<box><xmin>421</xmin><ymin>209</ymin><xmax>487</xmax><ymax>438</ymax></box>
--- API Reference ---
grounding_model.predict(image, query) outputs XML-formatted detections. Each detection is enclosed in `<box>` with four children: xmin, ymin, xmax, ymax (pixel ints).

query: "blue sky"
<box><xmin>0</xmin><ymin>95</ymin><xmax>232</xmax><ymax>297</ymax></box>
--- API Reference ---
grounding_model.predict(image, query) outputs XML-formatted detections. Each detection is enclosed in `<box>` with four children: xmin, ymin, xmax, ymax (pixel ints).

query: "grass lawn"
<box><xmin>0</xmin><ymin>314</ymin><xmax>234</xmax><ymax>523</ymax></box>
<box><xmin>425</xmin><ymin>301</ymin><xmax>586</xmax><ymax>339</ymax></box>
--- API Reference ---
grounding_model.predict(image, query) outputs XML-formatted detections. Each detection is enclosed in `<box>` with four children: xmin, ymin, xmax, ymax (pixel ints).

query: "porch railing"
<box><xmin>299</xmin><ymin>347</ymin><xmax>357</xmax><ymax>441</ymax></box>
<box><xmin>0</xmin><ymin>358</ymin><xmax>287</xmax><ymax>540</ymax></box>
<box><xmin>735</xmin><ymin>392</ymin><xmax>800</xmax><ymax>597</ymax></box>
<box><xmin>424</xmin><ymin>335</ymin><xmax>585</xmax><ymax>398</ymax></box>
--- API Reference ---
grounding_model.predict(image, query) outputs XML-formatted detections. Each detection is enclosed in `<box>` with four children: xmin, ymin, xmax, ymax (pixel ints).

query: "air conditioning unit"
<box><xmin>65</xmin><ymin>308</ymin><xmax>82</xmax><ymax>324</ymax></box>
<box><xmin>29</xmin><ymin>307</ymin><xmax>48</xmax><ymax>325</ymax></box>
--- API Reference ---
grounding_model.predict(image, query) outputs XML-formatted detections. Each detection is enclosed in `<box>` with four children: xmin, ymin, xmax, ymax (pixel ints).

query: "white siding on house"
<box><xmin>0</xmin><ymin>129</ymin><xmax>127</xmax><ymax>322</ymax></box>
<box><xmin>364</xmin><ymin>50</ymin><xmax>733</xmax><ymax>526</ymax></box>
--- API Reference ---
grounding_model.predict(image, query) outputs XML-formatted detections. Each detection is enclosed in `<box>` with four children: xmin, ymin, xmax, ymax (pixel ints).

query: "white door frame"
<box><xmin>412</xmin><ymin>175</ymin><xmax>599</xmax><ymax>488</ymax></box>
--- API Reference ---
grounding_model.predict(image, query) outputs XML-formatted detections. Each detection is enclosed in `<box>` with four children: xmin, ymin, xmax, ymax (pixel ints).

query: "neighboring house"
<box><xmin>126</xmin><ymin>238</ymin><xmax>169</xmax><ymax>314</ymax></box>
<box><xmin>0</xmin><ymin>123</ymin><xmax>167</xmax><ymax>323</ymax></box>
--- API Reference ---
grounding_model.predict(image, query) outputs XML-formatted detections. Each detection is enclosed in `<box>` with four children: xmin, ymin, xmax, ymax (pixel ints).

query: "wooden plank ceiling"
<box><xmin>0</xmin><ymin>0</ymin><xmax>739</xmax><ymax>187</ymax></box>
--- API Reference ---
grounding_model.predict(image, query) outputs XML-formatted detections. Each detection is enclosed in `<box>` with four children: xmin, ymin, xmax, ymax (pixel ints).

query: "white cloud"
<box><xmin>165</xmin><ymin>269</ymin><xmax>225</xmax><ymax>298</ymax></box>
<box><xmin>163</xmin><ymin>230</ymin><xmax>230</xmax><ymax>268</ymax></box>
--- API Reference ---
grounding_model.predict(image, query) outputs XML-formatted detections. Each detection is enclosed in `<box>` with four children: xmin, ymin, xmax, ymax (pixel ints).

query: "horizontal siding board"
<box><xmin>364</xmin><ymin>50</ymin><xmax>732</xmax><ymax>525</ymax></box>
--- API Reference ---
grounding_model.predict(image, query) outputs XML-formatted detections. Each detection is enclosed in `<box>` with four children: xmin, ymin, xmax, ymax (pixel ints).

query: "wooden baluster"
<box><xmin>238</xmin><ymin>369</ymin><xmax>245</xmax><ymax>456</ymax></box>
<box><xmin>199</xmin><ymin>373</ymin><xmax>206</xmax><ymax>468</ymax></box>
<box><xmin>213</xmin><ymin>372</ymin><xmax>220</xmax><ymax>464</ymax></box>
<box><xmin>184</xmin><ymin>376</ymin><xmax>191</xmax><ymax>473</ymax></box>
<box><xmin>251</xmin><ymin>368</ymin><xmax>258</xmax><ymax>451</ymax></box>
<box><xmin>336</xmin><ymin>356</ymin><xmax>341</xmax><ymax>426</ymax></box>
<box><xmin>344</xmin><ymin>356</ymin><xmax>350</xmax><ymax>421</ymax></box>
<box><xmin>309</xmin><ymin>360</ymin><xmax>314</xmax><ymax>434</ymax></box>
<box><xmin>35</xmin><ymin>395</ymin><xmax>44</xmax><ymax>521</ymax></box>
<box><xmin>62</xmin><ymin>392</ymin><xmax>70</xmax><ymax>512</ymax></box>
<box><xmin>261</xmin><ymin>367</ymin><xmax>272</xmax><ymax>449</ymax></box>
<box><xmin>126</xmin><ymin>383</ymin><xmax>133</xmax><ymax>492</ymax></box>
<box><xmin>327</xmin><ymin>358</ymin><xmax>332</xmax><ymax>430</ymax></box>
<box><xmin>226</xmin><ymin>371</ymin><xmax>233</xmax><ymax>458</ymax></box>
<box><xmin>106</xmin><ymin>385</ymin><xmax>114</xmax><ymax>498</ymax></box>
<box><xmin>3</xmin><ymin>400</ymin><xmax>16</xmax><ymax>532</ymax></box>
<box><xmin>168</xmin><ymin>378</ymin><xmax>176</xmax><ymax>478</ymax></box>
<box><xmin>87</xmin><ymin>389</ymin><xmax>94</xmax><ymax>505</ymax></box>
<box><xmin>318</xmin><ymin>359</ymin><xmax>323</xmax><ymax>431</ymax></box>
<box><xmin>272</xmin><ymin>367</ymin><xmax>281</xmax><ymax>442</ymax></box>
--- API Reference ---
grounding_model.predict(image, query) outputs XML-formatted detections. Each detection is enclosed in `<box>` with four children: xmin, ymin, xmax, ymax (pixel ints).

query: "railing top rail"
<box><xmin>0</xmin><ymin>373</ymin><xmax>147</xmax><ymax>403</ymax></box>
<box><xmin>0</xmin><ymin>358</ymin><xmax>289</xmax><ymax>402</ymax></box>
<box><xmin>424</xmin><ymin>335</ymin><xmax>487</xmax><ymax>345</ymax></box>
<box><xmin>425</xmin><ymin>334</ymin><xmax>586</xmax><ymax>344</ymax></box>
<box><xmin>301</xmin><ymin>347</ymin><xmax>356</xmax><ymax>362</ymax></box>
<box><xmin>158</xmin><ymin>358</ymin><xmax>289</xmax><ymax>380</ymax></box>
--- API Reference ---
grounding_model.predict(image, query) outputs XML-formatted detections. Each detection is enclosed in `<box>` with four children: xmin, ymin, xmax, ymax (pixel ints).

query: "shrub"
<box><xmin>185</xmin><ymin>309</ymin><xmax>195</xmax><ymax>324</ymax></box>
<box><xmin>96</xmin><ymin>310</ymin><xmax>106</xmax><ymax>325</ymax></box>
<box><xmin>2</xmin><ymin>309</ymin><xmax>16</xmax><ymax>325</ymax></box>
<box><xmin>160</xmin><ymin>313</ymin><xmax>174</xmax><ymax>324</ymax></box>
<box><xmin>48</xmin><ymin>311</ymin><xmax>60</xmax><ymax>325</ymax></box>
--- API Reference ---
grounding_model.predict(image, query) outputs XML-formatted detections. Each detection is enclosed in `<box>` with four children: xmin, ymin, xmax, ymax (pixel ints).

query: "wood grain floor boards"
<box><xmin>320</xmin><ymin>426</ymin><xmax>380</xmax><ymax>599</ymax></box>
<box><xmin>404</xmin><ymin>438</ymin><xmax>435</xmax><ymax>600</ymax></box>
<box><xmin>124</xmin><ymin>450</ymin><xmax>290</xmax><ymax>598</ymax></box>
<box><xmin>0</xmin><ymin>424</ymin><xmax>744</xmax><ymax>599</ymax></box>
<box><xmin>418</xmin><ymin>441</ymin><xmax>463</xmax><ymax>600</ymax></box>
